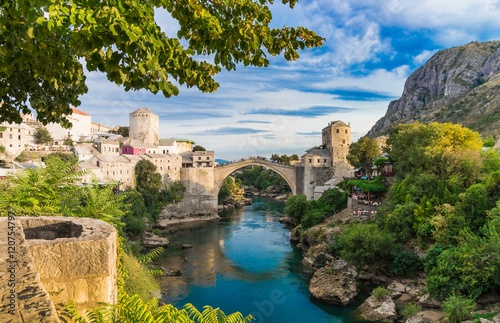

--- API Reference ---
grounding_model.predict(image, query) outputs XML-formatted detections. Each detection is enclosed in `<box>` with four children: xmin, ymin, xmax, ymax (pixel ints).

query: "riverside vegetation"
<box><xmin>218</xmin><ymin>164</ymin><xmax>293</xmax><ymax>207</ymax></box>
<box><xmin>286</xmin><ymin>122</ymin><xmax>500</xmax><ymax>322</ymax></box>
<box><xmin>0</xmin><ymin>155</ymin><xmax>254</xmax><ymax>322</ymax></box>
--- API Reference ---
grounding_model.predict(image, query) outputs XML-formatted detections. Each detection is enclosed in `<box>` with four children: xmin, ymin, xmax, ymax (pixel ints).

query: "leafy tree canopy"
<box><xmin>270</xmin><ymin>153</ymin><xmax>299</xmax><ymax>164</ymax></box>
<box><xmin>192</xmin><ymin>145</ymin><xmax>206</xmax><ymax>152</ymax></box>
<box><xmin>0</xmin><ymin>0</ymin><xmax>323</xmax><ymax>126</ymax></box>
<box><xmin>387</xmin><ymin>122</ymin><xmax>482</xmax><ymax>182</ymax></box>
<box><xmin>109</xmin><ymin>126</ymin><xmax>130</xmax><ymax>137</ymax></box>
<box><xmin>135</xmin><ymin>159</ymin><xmax>162</xmax><ymax>191</ymax></box>
<box><xmin>33</xmin><ymin>127</ymin><xmax>53</xmax><ymax>145</ymax></box>
<box><xmin>347</xmin><ymin>176</ymin><xmax>387</xmax><ymax>194</ymax></box>
<box><xmin>347</xmin><ymin>136</ymin><xmax>381</xmax><ymax>173</ymax></box>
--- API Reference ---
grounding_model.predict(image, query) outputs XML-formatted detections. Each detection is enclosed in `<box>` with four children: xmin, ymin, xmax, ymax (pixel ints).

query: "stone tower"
<box><xmin>322</xmin><ymin>120</ymin><xmax>351</xmax><ymax>164</ymax></box>
<box><xmin>129</xmin><ymin>108</ymin><xmax>159</xmax><ymax>145</ymax></box>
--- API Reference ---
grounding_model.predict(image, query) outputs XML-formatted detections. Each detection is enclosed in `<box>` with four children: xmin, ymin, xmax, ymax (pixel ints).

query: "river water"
<box><xmin>157</xmin><ymin>198</ymin><xmax>365</xmax><ymax>323</ymax></box>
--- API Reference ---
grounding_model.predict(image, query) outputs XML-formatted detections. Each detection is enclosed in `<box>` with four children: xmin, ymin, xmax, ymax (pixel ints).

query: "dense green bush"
<box><xmin>285</xmin><ymin>194</ymin><xmax>309</xmax><ymax>222</ymax></box>
<box><xmin>483</xmin><ymin>136</ymin><xmax>496</xmax><ymax>147</ymax></box>
<box><xmin>122</xmin><ymin>213</ymin><xmax>146</xmax><ymax>239</ymax></box>
<box><xmin>391</xmin><ymin>250</ymin><xmax>423</xmax><ymax>277</ymax></box>
<box><xmin>426</xmin><ymin>226</ymin><xmax>500</xmax><ymax>300</ymax></box>
<box><xmin>317</xmin><ymin>188</ymin><xmax>347</xmax><ymax>214</ymax></box>
<box><xmin>301</xmin><ymin>209</ymin><xmax>325</xmax><ymax>229</ymax></box>
<box><xmin>423</xmin><ymin>243</ymin><xmax>447</xmax><ymax>273</ymax></box>
<box><xmin>442</xmin><ymin>294</ymin><xmax>476</xmax><ymax>323</ymax></box>
<box><xmin>335</xmin><ymin>223</ymin><xmax>399</xmax><ymax>268</ymax></box>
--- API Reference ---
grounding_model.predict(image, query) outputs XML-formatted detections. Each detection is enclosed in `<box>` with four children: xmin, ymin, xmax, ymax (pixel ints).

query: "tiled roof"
<box><xmin>302</xmin><ymin>146</ymin><xmax>331</xmax><ymax>157</ymax></box>
<box><xmin>71</xmin><ymin>107</ymin><xmax>91</xmax><ymax>116</ymax></box>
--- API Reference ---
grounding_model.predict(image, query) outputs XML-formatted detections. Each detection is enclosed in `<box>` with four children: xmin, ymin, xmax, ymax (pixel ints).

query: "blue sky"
<box><xmin>79</xmin><ymin>0</ymin><xmax>500</xmax><ymax>160</ymax></box>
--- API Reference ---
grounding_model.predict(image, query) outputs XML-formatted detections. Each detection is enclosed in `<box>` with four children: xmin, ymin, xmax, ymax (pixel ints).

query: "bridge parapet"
<box><xmin>217</xmin><ymin>158</ymin><xmax>295</xmax><ymax>169</ymax></box>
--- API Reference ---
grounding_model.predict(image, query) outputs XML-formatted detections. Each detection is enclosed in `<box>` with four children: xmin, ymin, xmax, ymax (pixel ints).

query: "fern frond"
<box><xmin>138</xmin><ymin>247</ymin><xmax>165</xmax><ymax>264</ymax></box>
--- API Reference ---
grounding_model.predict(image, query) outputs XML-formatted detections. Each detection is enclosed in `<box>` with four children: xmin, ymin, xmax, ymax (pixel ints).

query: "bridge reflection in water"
<box><xmin>157</xmin><ymin>202</ymin><xmax>288</xmax><ymax>304</ymax></box>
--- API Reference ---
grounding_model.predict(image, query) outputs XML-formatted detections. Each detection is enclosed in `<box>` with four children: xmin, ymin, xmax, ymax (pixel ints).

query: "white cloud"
<box><xmin>413</xmin><ymin>50</ymin><xmax>437</xmax><ymax>65</ymax></box>
<box><xmin>72</xmin><ymin>0</ymin><xmax>499</xmax><ymax>160</ymax></box>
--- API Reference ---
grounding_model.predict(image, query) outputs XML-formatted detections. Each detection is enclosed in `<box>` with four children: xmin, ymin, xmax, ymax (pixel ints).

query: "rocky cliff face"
<box><xmin>367</xmin><ymin>41</ymin><xmax>500</xmax><ymax>139</ymax></box>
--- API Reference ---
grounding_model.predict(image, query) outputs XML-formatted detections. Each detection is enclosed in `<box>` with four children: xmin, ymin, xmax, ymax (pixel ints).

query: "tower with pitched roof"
<box><xmin>321</xmin><ymin>120</ymin><xmax>351</xmax><ymax>165</ymax></box>
<box><xmin>129</xmin><ymin>108</ymin><xmax>159</xmax><ymax>146</ymax></box>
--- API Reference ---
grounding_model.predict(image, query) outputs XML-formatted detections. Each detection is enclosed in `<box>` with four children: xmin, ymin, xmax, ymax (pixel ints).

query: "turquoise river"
<box><xmin>158</xmin><ymin>198</ymin><xmax>367</xmax><ymax>323</ymax></box>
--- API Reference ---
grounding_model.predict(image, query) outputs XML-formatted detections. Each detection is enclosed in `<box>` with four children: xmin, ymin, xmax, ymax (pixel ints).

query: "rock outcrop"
<box><xmin>368</xmin><ymin>40</ymin><xmax>500</xmax><ymax>140</ymax></box>
<box><xmin>309</xmin><ymin>259</ymin><xmax>358</xmax><ymax>306</ymax></box>
<box><xmin>142</xmin><ymin>233</ymin><xmax>169</xmax><ymax>248</ymax></box>
<box><xmin>357</xmin><ymin>295</ymin><xmax>398</xmax><ymax>322</ymax></box>
<box><xmin>157</xmin><ymin>199</ymin><xmax>219</xmax><ymax>228</ymax></box>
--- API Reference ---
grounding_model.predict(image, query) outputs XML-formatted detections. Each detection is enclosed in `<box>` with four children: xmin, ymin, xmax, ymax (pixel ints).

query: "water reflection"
<box><xmin>157</xmin><ymin>202</ymin><xmax>288</xmax><ymax>302</ymax></box>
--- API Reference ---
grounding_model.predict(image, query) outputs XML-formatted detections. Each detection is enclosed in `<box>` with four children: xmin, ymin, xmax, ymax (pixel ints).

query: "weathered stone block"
<box><xmin>66</xmin><ymin>239</ymin><xmax>109</xmax><ymax>276</ymax></box>
<box><xmin>27</xmin><ymin>244</ymin><xmax>63</xmax><ymax>278</ymax></box>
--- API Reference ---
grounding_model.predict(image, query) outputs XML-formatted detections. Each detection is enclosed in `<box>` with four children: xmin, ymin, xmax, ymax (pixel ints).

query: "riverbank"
<box><xmin>285</xmin><ymin>209</ymin><xmax>500</xmax><ymax>322</ymax></box>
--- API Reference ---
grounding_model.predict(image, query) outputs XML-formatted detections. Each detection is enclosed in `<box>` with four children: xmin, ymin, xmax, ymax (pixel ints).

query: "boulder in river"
<box><xmin>162</xmin><ymin>267</ymin><xmax>182</xmax><ymax>277</ymax></box>
<box><xmin>142</xmin><ymin>234</ymin><xmax>169</xmax><ymax>248</ymax></box>
<box><xmin>357</xmin><ymin>294</ymin><xmax>398</xmax><ymax>322</ymax></box>
<box><xmin>309</xmin><ymin>258</ymin><xmax>358</xmax><ymax>306</ymax></box>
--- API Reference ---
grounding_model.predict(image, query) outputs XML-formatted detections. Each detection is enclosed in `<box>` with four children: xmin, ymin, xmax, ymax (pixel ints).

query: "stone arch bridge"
<box><xmin>165</xmin><ymin>157</ymin><xmax>333</xmax><ymax>220</ymax></box>
<box><xmin>214</xmin><ymin>158</ymin><xmax>297</xmax><ymax>195</ymax></box>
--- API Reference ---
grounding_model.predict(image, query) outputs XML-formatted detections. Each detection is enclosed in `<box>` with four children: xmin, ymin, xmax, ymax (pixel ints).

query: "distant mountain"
<box><xmin>367</xmin><ymin>41</ymin><xmax>500</xmax><ymax>140</ymax></box>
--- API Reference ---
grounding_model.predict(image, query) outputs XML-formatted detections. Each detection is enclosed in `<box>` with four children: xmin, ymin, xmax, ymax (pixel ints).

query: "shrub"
<box><xmin>285</xmin><ymin>194</ymin><xmax>309</xmax><ymax>222</ymax></box>
<box><xmin>122</xmin><ymin>214</ymin><xmax>146</xmax><ymax>239</ymax></box>
<box><xmin>336</xmin><ymin>223</ymin><xmax>399</xmax><ymax>268</ymax></box>
<box><xmin>401</xmin><ymin>302</ymin><xmax>422</xmax><ymax>317</ymax></box>
<box><xmin>391</xmin><ymin>250</ymin><xmax>423</xmax><ymax>277</ymax></box>
<box><xmin>301</xmin><ymin>209</ymin><xmax>325</xmax><ymax>229</ymax></box>
<box><xmin>426</xmin><ymin>227</ymin><xmax>500</xmax><ymax>300</ymax></box>
<box><xmin>442</xmin><ymin>294</ymin><xmax>476</xmax><ymax>323</ymax></box>
<box><xmin>423</xmin><ymin>243</ymin><xmax>447</xmax><ymax>273</ymax></box>
<box><xmin>483</xmin><ymin>136</ymin><xmax>495</xmax><ymax>147</ymax></box>
<box><xmin>372</xmin><ymin>286</ymin><xmax>390</xmax><ymax>301</ymax></box>
<box><xmin>317</xmin><ymin>188</ymin><xmax>347</xmax><ymax>213</ymax></box>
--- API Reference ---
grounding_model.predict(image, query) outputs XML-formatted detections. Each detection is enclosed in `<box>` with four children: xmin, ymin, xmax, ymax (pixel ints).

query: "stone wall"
<box><xmin>0</xmin><ymin>216</ymin><xmax>117</xmax><ymax>321</ymax></box>
<box><xmin>20</xmin><ymin>217</ymin><xmax>118</xmax><ymax>314</ymax></box>
<box><xmin>302</xmin><ymin>166</ymin><xmax>334</xmax><ymax>200</ymax></box>
<box><xmin>0</xmin><ymin>217</ymin><xmax>60</xmax><ymax>323</ymax></box>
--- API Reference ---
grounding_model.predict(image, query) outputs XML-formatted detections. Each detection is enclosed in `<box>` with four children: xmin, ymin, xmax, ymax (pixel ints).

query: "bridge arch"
<box><xmin>213</xmin><ymin>159</ymin><xmax>297</xmax><ymax>197</ymax></box>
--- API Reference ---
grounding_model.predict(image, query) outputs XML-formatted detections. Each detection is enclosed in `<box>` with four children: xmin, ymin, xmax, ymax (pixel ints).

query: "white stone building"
<box><xmin>300</xmin><ymin>146</ymin><xmax>331</xmax><ymax>167</ymax></box>
<box><xmin>45</xmin><ymin>107</ymin><xmax>91</xmax><ymax>144</ymax></box>
<box><xmin>90</xmin><ymin>122</ymin><xmax>114</xmax><ymax>135</ymax></box>
<box><xmin>158</xmin><ymin>139</ymin><xmax>179</xmax><ymax>154</ymax></box>
<box><xmin>0</xmin><ymin>122</ymin><xmax>35</xmax><ymax>157</ymax></box>
<box><xmin>95</xmin><ymin>139</ymin><xmax>121</xmax><ymax>156</ymax></box>
<box><xmin>86</xmin><ymin>154</ymin><xmax>138</xmax><ymax>189</ymax></box>
<box><xmin>140</xmin><ymin>153</ymin><xmax>182</xmax><ymax>185</ymax></box>
<box><xmin>73</xmin><ymin>144</ymin><xmax>94</xmax><ymax>162</ymax></box>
